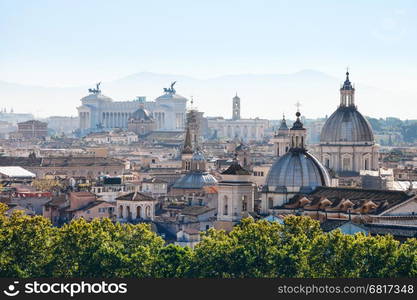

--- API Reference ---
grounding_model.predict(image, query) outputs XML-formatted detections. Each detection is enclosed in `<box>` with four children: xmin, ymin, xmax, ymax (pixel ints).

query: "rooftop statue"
<box><xmin>163</xmin><ymin>81</ymin><xmax>176</xmax><ymax>94</ymax></box>
<box><xmin>88</xmin><ymin>82</ymin><xmax>101</xmax><ymax>94</ymax></box>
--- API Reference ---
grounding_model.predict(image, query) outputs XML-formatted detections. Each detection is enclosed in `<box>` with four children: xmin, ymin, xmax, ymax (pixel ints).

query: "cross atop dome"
<box><xmin>295</xmin><ymin>101</ymin><xmax>301</xmax><ymax>113</ymax></box>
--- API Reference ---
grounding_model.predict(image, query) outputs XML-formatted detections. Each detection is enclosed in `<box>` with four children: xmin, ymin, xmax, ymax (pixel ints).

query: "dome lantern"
<box><xmin>340</xmin><ymin>70</ymin><xmax>355</xmax><ymax>107</ymax></box>
<box><xmin>289</xmin><ymin>110</ymin><xmax>307</xmax><ymax>150</ymax></box>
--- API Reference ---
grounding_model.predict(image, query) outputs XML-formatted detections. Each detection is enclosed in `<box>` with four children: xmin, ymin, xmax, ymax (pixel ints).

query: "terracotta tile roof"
<box><xmin>67</xmin><ymin>200</ymin><xmax>114</xmax><ymax>212</ymax></box>
<box><xmin>0</xmin><ymin>156</ymin><xmax>124</xmax><ymax>167</ymax></box>
<box><xmin>286</xmin><ymin>187</ymin><xmax>414</xmax><ymax>215</ymax></box>
<box><xmin>116</xmin><ymin>192</ymin><xmax>156</xmax><ymax>202</ymax></box>
<box><xmin>180</xmin><ymin>206</ymin><xmax>214</xmax><ymax>216</ymax></box>
<box><xmin>202</xmin><ymin>186</ymin><xmax>218</xmax><ymax>194</ymax></box>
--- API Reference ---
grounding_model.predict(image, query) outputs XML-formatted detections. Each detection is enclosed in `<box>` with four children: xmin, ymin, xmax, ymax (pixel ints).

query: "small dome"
<box><xmin>265</xmin><ymin>150</ymin><xmax>330</xmax><ymax>193</ymax></box>
<box><xmin>131</xmin><ymin>107</ymin><xmax>153</xmax><ymax>121</ymax></box>
<box><xmin>278</xmin><ymin>119</ymin><xmax>288</xmax><ymax>131</ymax></box>
<box><xmin>172</xmin><ymin>172</ymin><xmax>218</xmax><ymax>189</ymax></box>
<box><xmin>320</xmin><ymin>106</ymin><xmax>374</xmax><ymax>144</ymax></box>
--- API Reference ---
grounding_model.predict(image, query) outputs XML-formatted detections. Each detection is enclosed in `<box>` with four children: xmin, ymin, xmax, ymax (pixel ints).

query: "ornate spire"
<box><xmin>342</xmin><ymin>70</ymin><xmax>353</xmax><ymax>90</ymax></box>
<box><xmin>182</xmin><ymin>126</ymin><xmax>193</xmax><ymax>154</ymax></box>
<box><xmin>278</xmin><ymin>113</ymin><xmax>289</xmax><ymax>132</ymax></box>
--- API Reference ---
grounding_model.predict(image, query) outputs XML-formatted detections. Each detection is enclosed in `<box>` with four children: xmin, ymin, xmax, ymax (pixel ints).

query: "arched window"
<box><xmin>119</xmin><ymin>205</ymin><xmax>123</xmax><ymax>218</ymax></box>
<box><xmin>126</xmin><ymin>206</ymin><xmax>131</xmax><ymax>220</ymax></box>
<box><xmin>325</xmin><ymin>157</ymin><xmax>330</xmax><ymax>168</ymax></box>
<box><xmin>136</xmin><ymin>206</ymin><xmax>142</xmax><ymax>219</ymax></box>
<box><xmin>146</xmin><ymin>206</ymin><xmax>151</xmax><ymax>218</ymax></box>
<box><xmin>364</xmin><ymin>158</ymin><xmax>369</xmax><ymax>170</ymax></box>
<box><xmin>242</xmin><ymin>195</ymin><xmax>248</xmax><ymax>211</ymax></box>
<box><xmin>223</xmin><ymin>196</ymin><xmax>228</xmax><ymax>216</ymax></box>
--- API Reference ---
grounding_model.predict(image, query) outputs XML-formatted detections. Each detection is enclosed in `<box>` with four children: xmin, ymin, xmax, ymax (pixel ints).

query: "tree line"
<box><xmin>0</xmin><ymin>203</ymin><xmax>416</xmax><ymax>278</ymax></box>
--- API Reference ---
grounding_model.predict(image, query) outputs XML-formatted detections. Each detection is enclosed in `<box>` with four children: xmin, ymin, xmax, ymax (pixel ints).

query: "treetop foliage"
<box><xmin>0</xmin><ymin>203</ymin><xmax>416</xmax><ymax>278</ymax></box>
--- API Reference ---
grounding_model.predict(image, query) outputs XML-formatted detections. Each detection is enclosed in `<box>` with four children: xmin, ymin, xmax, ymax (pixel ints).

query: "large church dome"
<box><xmin>320</xmin><ymin>106</ymin><xmax>374</xmax><ymax>144</ymax></box>
<box><xmin>320</xmin><ymin>71</ymin><xmax>374</xmax><ymax>144</ymax></box>
<box><xmin>265</xmin><ymin>111</ymin><xmax>330</xmax><ymax>194</ymax></box>
<box><xmin>172</xmin><ymin>172</ymin><xmax>217</xmax><ymax>189</ymax></box>
<box><xmin>265</xmin><ymin>150</ymin><xmax>330</xmax><ymax>193</ymax></box>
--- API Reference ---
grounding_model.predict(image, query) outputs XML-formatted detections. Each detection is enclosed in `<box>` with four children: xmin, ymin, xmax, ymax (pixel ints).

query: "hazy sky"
<box><xmin>1</xmin><ymin>0</ymin><xmax>417</xmax><ymax>93</ymax></box>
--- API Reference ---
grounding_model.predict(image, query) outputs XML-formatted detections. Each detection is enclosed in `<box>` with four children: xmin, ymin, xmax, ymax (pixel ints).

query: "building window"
<box><xmin>223</xmin><ymin>196</ymin><xmax>228</xmax><ymax>215</ymax></box>
<box><xmin>268</xmin><ymin>197</ymin><xmax>274</xmax><ymax>209</ymax></box>
<box><xmin>136</xmin><ymin>206</ymin><xmax>142</xmax><ymax>219</ymax></box>
<box><xmin>126</xmin><ymin>206</ymin><xmax>131</xmax><ymax>220</ymax></box>
<box><xmin>342</xmin><ymin>157</ymin><xmax>351</xmax><ymax>171</ymax></box>
<box><xmin>364</xmin><ymin>158</ymin><xmax>369</xmax><ymax>170</ymax></box>
<box><xmin>325</xmin><ymin>158</ymin><xmax>330</xmax><ymax>168</ymax></box>
<box><xmin>242</xmin><ymin>195</ymin><xmax>247</xmax><ymax>212</ymax></box>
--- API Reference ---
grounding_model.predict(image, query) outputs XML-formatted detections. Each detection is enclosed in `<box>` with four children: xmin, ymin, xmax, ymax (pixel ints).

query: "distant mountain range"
<box><xmin>0</xmin><ymin>70</ymin><xmax>414</xmax><ymax>119</ymax></box>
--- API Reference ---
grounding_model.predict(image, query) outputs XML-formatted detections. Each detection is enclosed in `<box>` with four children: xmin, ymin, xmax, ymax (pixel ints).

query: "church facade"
<box><xmin>77</xmin><ymin>82</ymin><xmax>187</xmax><ymax>136</ymax></box>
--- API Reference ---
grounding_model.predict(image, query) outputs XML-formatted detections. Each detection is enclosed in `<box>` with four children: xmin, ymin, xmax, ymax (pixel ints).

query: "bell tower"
<box><xmin>232</xmin><ymin>93</ymin><xmax>241</xmax><ymax>120</ymax></box>
<box><xmin>271</xmin><ymin>114</ymin><xmax>290</xmax><ymax>157</ymax></box>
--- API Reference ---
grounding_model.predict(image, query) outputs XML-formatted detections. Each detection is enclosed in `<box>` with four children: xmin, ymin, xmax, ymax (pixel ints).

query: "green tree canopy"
<box><xmin>0</xmin><ymin>206</ymin><xmax>416</xmax><ymax>278</ymax></box>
